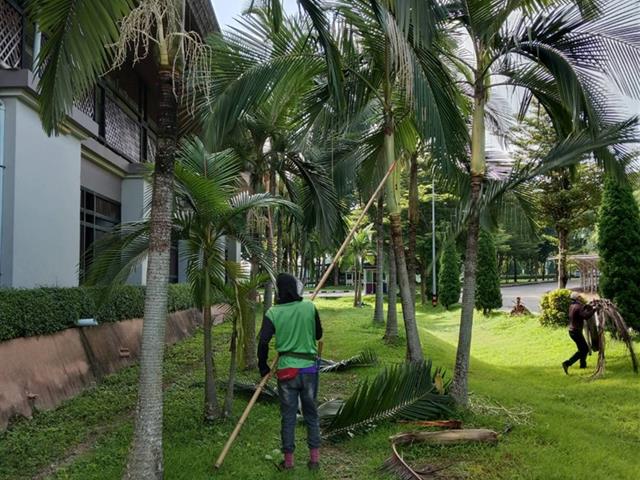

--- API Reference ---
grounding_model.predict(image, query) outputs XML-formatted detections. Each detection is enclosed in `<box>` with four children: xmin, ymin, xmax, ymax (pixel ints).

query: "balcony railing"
<box><xmin>75</xmin><ymin>83</ymin><xmax>157</xmax><ymax>164</ymax></box>
<box><xmin>0</xmin><ymin>0</ymin><xmax>27</xmax><ymax>70</ymax></box>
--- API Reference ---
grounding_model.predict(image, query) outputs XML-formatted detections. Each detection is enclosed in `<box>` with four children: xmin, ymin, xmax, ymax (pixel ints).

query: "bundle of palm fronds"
<box><xmin>321</xmin><ymin>360</ymin><xmax>453</xmax><ymax>439</ymax></box>
<box><xmin>382</xmin><ymin>429</ymin><xmax>499</xmax><ymax>480</ymax></box>
<box><xmin>588</xmin><ymin>299</ymin><xmax>639</xmax><ymax>378</ymax></box>
<box><xmin>319</xmin><ymin>349</ymin><xmax>378</xmax><ymax>373</ymax></box>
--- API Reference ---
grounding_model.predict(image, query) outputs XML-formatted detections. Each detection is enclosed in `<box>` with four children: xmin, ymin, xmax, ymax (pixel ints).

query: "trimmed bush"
<box><xmin>540</xmin><ymin>289</ymin><xmax>572</xmax><ymax>327</ymax></box>
<box><xmin>598</xmin><ymin>176</ymin><xmax>640</xmax><ymax>330</ymax></box>
<box><xmin>0</xmin><ymin>284</ymin><xmax>194</xmax><ymax>342</ymax></box>
<box><xmin>438</xmin><ymin>242</ymin><xmax>461</xmax><ymax>310</ymax></box>
<box><xmin>475</xmin><ymin>230</ymin><xmax>503</xmax><ymax>315</ymax></box>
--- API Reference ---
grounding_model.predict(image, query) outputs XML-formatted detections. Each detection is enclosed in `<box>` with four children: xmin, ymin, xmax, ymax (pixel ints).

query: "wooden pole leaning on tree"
<box><xmin>214</xmin><ymin>160</ymin><xmax>398</xmax><ymax>470</ymax></box>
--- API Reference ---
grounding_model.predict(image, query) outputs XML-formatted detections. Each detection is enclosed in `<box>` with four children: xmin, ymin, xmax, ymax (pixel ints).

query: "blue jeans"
<box><xmin>277</xmin><ymin>373</ymin><xmax>320</xmax><ymax>453</ymax></box>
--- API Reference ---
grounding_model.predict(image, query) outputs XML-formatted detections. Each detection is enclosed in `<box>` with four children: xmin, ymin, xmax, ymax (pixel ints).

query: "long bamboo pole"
<box><xmin>214</xmin><ymin>160</ymin><xmax>398</xmax><ymax>470</ymax></box>
<box><xmin>311</xmin><ymin>159</ymin><xmax>398</xmax><ymax>301</ymax></box>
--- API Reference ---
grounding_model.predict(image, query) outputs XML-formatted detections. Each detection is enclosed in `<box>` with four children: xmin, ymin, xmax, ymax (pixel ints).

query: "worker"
<box><xmin>258</xmin><ymin>273</ymin><xmax>323</xmax><ymax>471</ymax></box>
<box><xmin>562</xmin><ymin>292</ymin><xmax>595</xmax><ymax>374</ymax></box>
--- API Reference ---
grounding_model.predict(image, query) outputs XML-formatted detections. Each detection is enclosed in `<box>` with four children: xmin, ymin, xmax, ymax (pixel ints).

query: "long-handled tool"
<box><xmin>213</xmin><ymin>160</ymin><xmax>398</xmax><ymax>470</ymax></box>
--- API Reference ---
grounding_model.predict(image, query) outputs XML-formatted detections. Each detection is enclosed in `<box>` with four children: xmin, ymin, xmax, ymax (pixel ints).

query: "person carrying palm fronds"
<box><xmin>562</xmin><ymin>293</ymin><xmax>595</xmax><ymax>374</ymax></box>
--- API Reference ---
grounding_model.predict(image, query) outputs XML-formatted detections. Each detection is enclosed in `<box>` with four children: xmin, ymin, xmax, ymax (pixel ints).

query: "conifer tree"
<box><xmin>438</xmin><ymin>242</ymin><xmax>461</xmax><ymax>310</ymax></box>
<box><xmin>598</xmin><ymin>176</ymin><xmax>640</xmax><ymax>329</ymax></box>
<box><xmin>475</xmin><ymin>230</ymin><xmax>502</xmax><ymax>315</ymax></box>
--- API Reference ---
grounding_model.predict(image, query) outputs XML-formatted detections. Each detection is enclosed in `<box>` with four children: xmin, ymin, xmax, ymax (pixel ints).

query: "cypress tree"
<box><xmin>438</xmin><ymin>242</ymin><xmax>461</xmax><ymax>310</ymax></box>
<box><xmin>475</xmin><ymin>229</ymin><xmax>503</xmax><ymax>315</ymax></box>
<box><xmin>598</xmin><ymin>176</ymin><xmax>640</xmax><ymax>330</ymax></box>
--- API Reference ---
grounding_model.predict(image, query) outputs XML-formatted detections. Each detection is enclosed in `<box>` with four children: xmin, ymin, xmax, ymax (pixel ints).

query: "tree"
<box><xmin>444</xmin><ymin>0</ymin><xmax>640</xmax><ymax>405</ymax></box>
<box><xmin>346</xmin><ymin>224</ymin><xmax>374</xmax><ymax>307</ymax></box>
<box><xmin>385</xmin><ymin>239</ymin><xmax>399</xmax><ymax>342</ymax></box>
<box><xmin>438</xmin><ymin>242</ymin><xmax>461</xmax><ymax>310</ymax></box>
<box><xmin>512</xmin><ymin>109</ymin><xmax>602</xmax><ymax>288</ymax></box>
<box><xmin>373</xmin><ymin>196</ymin><xmax>386</xmax><ymax>324</ymax></box>
<box><xmin>475</xmin><ymin>230</ymin><xmax>502</xmax><ymax>315</ymax></box>
<box><xmin>87</xmin><ymin>138</ymin><xmax>295</xmax><ymax>421</ymax></box>
<box><xmin>29</xmin><ymin>0</ymin><xmax>215</xmax><ymax>475</ymax></box>
<box><xmin>598</xmin><ymin>176</ymin><xmax>640</xmax><ymax>330</ymax></box>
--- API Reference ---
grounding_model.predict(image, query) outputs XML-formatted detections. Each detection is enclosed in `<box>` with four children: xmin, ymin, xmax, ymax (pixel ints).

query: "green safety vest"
<box><xmin>266</xmin><ymin>300</ymin><xmax>318</xmax><ymax>370</ymax></box>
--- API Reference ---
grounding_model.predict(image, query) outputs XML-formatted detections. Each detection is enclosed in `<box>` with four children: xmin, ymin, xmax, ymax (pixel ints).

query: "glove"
<box><xmin>260</xmin><ymin>367</ymin><xmax>271</xmax><ymax>378</ymax></box>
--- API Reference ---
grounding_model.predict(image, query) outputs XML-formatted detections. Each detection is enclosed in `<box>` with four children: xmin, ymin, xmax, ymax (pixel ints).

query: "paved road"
<box><xmin>501</xmin><ymin>280</ymin><xmax>579</xmax><ymax>313</ymax></box>
<box><xmin>308</xmin><ymin>280</ymin><xmax>579</xmax><ymax>313</ymax></box>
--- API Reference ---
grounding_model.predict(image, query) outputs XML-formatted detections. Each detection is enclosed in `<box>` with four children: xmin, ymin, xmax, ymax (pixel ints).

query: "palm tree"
<box><xmin>441</xmin><ymin>0</ymin><xmax>640</xmax><ymax>405</ymax></box>
<box><xmin>28</xmin><ymin>0</ymin><xmax>214</xmax><ymax>475</ymax></box>
<box><xmin>197</xmin><ymin>11</ymin><xmax>344</xmax><ymax>368</ymax></box>
<box><xmin>87</xmin><ymin>137</ymin><xmax>297</xmax><ymax>421</ymax></box>
<box><xmin>346</xmin><ymin>223</ymin><xmax>374</xmax><ymax>307</ymax></box>
<box><xmin>333</xmin><ymin>0</ymin><xmax>468</xmax><ymax>362</ymax></box>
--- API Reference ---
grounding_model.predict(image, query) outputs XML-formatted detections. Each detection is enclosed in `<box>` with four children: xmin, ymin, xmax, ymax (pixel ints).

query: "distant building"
<box><xmin>0</xmin><ymin>0</ymin><xmax>228</xmax><ymax>288</ymax></box>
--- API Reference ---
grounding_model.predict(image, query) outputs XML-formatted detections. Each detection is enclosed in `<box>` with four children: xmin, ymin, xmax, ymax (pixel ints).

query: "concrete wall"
<box><xmin>122</xmin><ymin>171</ymin><xmax>150</xmax><ymax>285</ymax></box>
<box><xmin>0</xmin><ymin>97</ymin><xmax>81</xmax><ymax>288</ymax></box>
<box><xmin>80</xmin><ymin>156</ymin><xmax>122</xmax><ymax>202</ymax></box>
<box><xmin>0</xmin><ymin>308</ymin><xmax>213</xmax><ymax>432</ymax></box>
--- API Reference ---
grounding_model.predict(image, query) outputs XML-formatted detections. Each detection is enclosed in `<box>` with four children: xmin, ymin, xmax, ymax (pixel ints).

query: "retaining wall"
<box><xmin>0</xmin><ymin>309</ymin><xmax>203</xmax><ymax>431</ymax></box>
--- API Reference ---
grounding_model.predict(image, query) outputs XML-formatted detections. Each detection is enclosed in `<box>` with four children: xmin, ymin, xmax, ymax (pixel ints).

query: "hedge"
<box><xmin>0</xmin><ymin>284</ymin><xmax>194</xmax><ymax>342</ymax></box>
<box><xmin>539</xmin><ymin>288</ymin><xmax>572</xmax><ymax>327</ymax></box>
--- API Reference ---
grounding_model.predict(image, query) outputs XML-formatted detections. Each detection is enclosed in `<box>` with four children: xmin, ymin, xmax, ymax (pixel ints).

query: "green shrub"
<box><xmin>539</xmin><ymin>289</ymin><xmax>572</xmax><ymax>327</ymax></box>
<box><xmin>438</xmin><ymin>242</ymin><xmax>461</xmax><ymax>310</ymax></box>
<box><xmin>0</xmin><ymin>284</ymin><xmax>194</xmax><ymax>342</ymax></box>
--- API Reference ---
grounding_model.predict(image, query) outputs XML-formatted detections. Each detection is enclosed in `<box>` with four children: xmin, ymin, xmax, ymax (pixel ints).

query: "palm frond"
<box><xmin>319</xmin><ymin>349</ymin><xmax>378</xmax><ymax>373</ymax></box>
<box><xmin>322</xmin><ymin>360</ymin><xmax>453</xmax><ymax>438</ymax></box>
<box><xmin>28</xmin><ymin>0</ymin><xmax>133</xmax><ymax>134</ymax></box>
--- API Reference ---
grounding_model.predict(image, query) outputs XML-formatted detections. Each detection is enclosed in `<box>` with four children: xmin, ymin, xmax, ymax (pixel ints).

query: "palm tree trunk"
<box><xmin>224</xmin><ymin>315</ymin><xmax>239</xmax><ymax>417</ymax></box>
<box><xmin>385</xmin><ymin>240</ymin><xmax>398</xmax><ymax>341</ymax></box>
<box><xmin>407</xmin><ymin>152</ymin><xmax>419</xmax><ymax>304</ymax></box>
<box><xmin>353</xmin><ymin>261</ymin><xmax>360</xmax><ymax>307</ymax></box>
<box><xmin>373</xmin><ymin>195</ymin><xmax>385</xmax><ymax>324</ymax></box>
<box><xmin>558</xmin><ymin>228</ymin><xmax>569</xmax><ymax>288</ymax></box>
<box><xmin>264</xmin><ymin>170</ymin><xmax>277</xmax><ymax>310</ymax></box>
<box><xmin>333</xmin><ymin>264</ymin><xmax>340</xmax><ymax>287</ymax></box>
<box><xmin>451</xmin><ymin>75</ymin><xmax>486</xmax><ymax>405</ymax></box>
<box><xmin>203</xmin><ymin>298</ymin><xmax>220</xmax><ymax>421</ymax></box>
<box><xmin>384</xmin><ymin>115</ymin><xmax>423</xmax><ymax>362</ymax></box>
<box><xmin>244</xmin><ymin>260</ymin><xmax>259</xmax><ymax>370</ymax></box>
<box><xmin>125</xmin><ymin>68</ymin><xmax>178</xmax><ymax>479</ymax></box>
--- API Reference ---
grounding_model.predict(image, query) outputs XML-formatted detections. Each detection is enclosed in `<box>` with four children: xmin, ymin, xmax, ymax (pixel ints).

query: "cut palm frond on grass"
<box><xmin>215</xmin><ymin>379</ymin><xmax>279</xmax><ymax>403</ymax></box>
<box><xmin>321</xmin><ymin>360</ymin><xmax>453</xmax><ymax>439</ymax></box>
<box><xmin>382</xmin><ymin>429</ymin><xmax>499</xmax><ymax>480</ymax></box>
<box><xmin>319</xmin><ymin>349</ymin><xmax>378</xmax><ymax>373</ymax></box>
<box><xmin>589</xmin><ymin>299</ymin><xmax>639</xmax><ymax>378</ymax></box>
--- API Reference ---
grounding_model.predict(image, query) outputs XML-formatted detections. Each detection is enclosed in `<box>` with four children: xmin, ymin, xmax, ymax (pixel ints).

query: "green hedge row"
<box><xmin>0</xmin><ymin>284</ymin><xmax>194</xmax><ymax>342</ymax></box>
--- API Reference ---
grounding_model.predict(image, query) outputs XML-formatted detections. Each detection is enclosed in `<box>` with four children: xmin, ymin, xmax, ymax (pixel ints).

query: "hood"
<box><xmin>276</xmin><ymin>273</ymin><xmax>303</xmax><ymax>304</ymax></box>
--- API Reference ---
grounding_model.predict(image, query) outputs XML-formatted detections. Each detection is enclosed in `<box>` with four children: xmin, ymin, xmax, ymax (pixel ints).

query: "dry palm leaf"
<box><xmin>589</xmin><ymin>299</ymin><xmax>639</xmax><ymax>378</ymax></box>
<box><xmin>382</xmin><ymin>429</ymin><xmax>499</xmax><ymax>480</ymax></box>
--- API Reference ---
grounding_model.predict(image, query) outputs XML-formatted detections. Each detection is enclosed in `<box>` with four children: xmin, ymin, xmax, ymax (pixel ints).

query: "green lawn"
<box><xmin>1</xmin><ymin>297</ymin><xmax>639</xmax><ymax>479</ymax></box>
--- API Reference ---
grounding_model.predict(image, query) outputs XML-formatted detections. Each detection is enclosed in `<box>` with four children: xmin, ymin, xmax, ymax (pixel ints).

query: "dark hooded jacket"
<box><xmin>257</xmin><ymin>274</ymin><xmax>322</xmax><ymax>375</ymax></box>
<box><xmin>568</xmin><ymin>301</ymin><xmax>595</xmax><ymax>331</ymax></box>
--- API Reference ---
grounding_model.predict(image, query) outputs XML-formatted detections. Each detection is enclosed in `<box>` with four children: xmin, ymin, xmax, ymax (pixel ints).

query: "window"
<box><xmin>80</xmin><ymin>189</ymin><xmax>121</xmax><ymax>283</ymax></box>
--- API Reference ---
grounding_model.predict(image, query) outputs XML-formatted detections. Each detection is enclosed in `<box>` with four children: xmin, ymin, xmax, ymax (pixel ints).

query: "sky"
<box><xmin>212</xmin><ymin>0</ymin><xmax>298</xmax><ymax>29</ymax></box>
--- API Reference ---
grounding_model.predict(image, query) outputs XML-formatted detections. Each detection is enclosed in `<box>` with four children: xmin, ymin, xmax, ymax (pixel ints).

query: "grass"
<box><xmin>1</xmin><ymin>297</ymin><xmax>639</xmax><ymax>479</ymax></box>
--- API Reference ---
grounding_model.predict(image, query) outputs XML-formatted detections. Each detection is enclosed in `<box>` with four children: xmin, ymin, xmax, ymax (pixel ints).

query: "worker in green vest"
<box><xmin>258</xmin><ymin>273</ymin><xmax>323</xmax><ymax>471</ymax></box>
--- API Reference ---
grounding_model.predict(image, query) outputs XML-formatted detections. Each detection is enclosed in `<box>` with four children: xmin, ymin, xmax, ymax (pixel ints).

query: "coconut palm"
<box><xmin>346</xmin><ymin>223</ymin><xmax>374</xmax><ymax>307</ymax></box>
<box><xmin>86</xmin><ymin>137</ymin><xmax>297</xmax><ymax>422</ymax></box>
<box><xmin>439</xmin><ymin>0</ymin><xmax>640</xmax><ymax>404</ymax></box>
<box><xmin>27</xmin><ymin>0</ymin><xmax>216</xmax><ymax>474</ymax></box>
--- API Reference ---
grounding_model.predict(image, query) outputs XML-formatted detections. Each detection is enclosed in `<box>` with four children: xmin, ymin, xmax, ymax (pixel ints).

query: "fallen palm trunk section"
<box><xmin>382</xmin><ymin>429</ymin><xmax>499</xmax><ymax>480</ymax></box>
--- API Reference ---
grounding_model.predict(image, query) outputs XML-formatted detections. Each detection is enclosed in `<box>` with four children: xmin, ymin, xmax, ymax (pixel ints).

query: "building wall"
<box><xmin>0</xmin><ymin>96</ymin><xmax>82</xmax><ymax>288</ymax></box>
<box><xmin>80</xmin><ymin>157</ymin><xmax>122</xmax><ymax>202</ymax></box>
